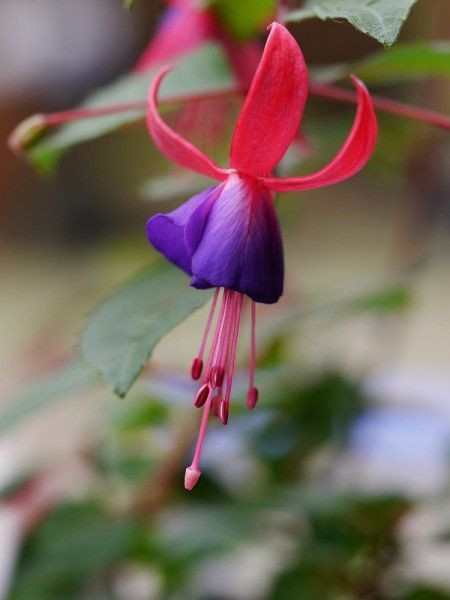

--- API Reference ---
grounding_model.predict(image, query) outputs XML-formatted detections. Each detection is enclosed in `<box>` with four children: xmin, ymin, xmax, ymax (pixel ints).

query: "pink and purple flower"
<box><xmin>148</xmin><ymin>22</ymin><xmax>378</xmax><ymax>489</ymax></box>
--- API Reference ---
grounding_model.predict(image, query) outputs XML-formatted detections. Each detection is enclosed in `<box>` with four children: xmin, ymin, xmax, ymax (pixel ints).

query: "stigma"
<box><xmin>185</xmin><ymin>288</ymin><xmax>258</xmax><ymax>490</ymax></box>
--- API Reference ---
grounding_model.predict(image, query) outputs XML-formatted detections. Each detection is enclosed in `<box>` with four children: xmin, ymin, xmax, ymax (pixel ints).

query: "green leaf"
<box><xmin>352</xmin><ymin>40</ymin><xmax>450</xmax><ymax>82</ymax></box>
<box><xmin>12</xmin><ymin>503</ymin><xmax>134</xmax><ymax>600</ymax></box>
<box><xmin>313</xmin><ymin>41</ymin><xmax>450</xmax><ymax>84</ymax></box>
<box><xmin>113</xmin><ymin>395</ymin><xmax>168</xmax><ymax>431</ymax></box>
<box><xmin>285</xmin><ymin>0</ymin><xmax>419</xmax><ymax>46</ymax></box>
<box><xmin>123</xmin><ymin>0</ymin><xmax>137</xmax><ymax>9</ymax></box>
<box><xmin>347</xmin><ymin>287</ymin><xmax>412</xmax><ymax>313</ymax></box>
<box><xmin>28</xmin><ymin>43</ymin><xmax>234</xmax><ymax>173</ymax></box>
<box><xmin>0</xmin><ymin>362</ymin><xmax>97</xmax><ymax>435</ymax></box>
<box><xmin>80</xmin><ymin>262</ymin><xmax>212</xmax><ymax>398</ymax></box>
<box><xmin>211</xmin><ymin>0</ymin><xmax>277</xmax><ymax>40</ymax></box>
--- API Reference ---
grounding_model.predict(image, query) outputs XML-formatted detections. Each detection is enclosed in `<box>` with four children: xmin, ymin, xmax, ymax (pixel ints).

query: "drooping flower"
<box><xmin>146</xmin><ymin>22</ymin><xmax>377</xmax><ymax>490</ymax></box>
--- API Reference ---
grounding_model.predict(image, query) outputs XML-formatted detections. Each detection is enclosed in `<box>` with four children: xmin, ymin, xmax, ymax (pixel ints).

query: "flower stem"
<box><xmin>309</xmin><ymin>82</ymin><xmax>450</xmax><ymax>131</ymax></box>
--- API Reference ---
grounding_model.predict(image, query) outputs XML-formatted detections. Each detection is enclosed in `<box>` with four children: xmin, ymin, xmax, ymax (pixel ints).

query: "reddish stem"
<box><xmin>309</xmin><ymin>82</ymin><xmax>450</xmax><ymax>131</ymax></box>
<box><xmin>44</xmin><ymin>102</ymin><xmax>147</xmax><ymax>125</ymax></box>
<box><xmin>18</xmin><ymin>80</ymin><xmax>449</xmax><ymax>153</ymax></box>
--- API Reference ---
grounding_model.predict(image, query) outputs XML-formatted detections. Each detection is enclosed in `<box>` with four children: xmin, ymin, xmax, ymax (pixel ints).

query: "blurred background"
<box><xmin>0</xmin><ymin>0</ymin><xmax>449</xmax><ymax>598</ymax></box>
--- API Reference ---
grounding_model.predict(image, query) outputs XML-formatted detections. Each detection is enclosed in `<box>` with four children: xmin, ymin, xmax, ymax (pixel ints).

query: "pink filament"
<box><xmin>198</xmin><ymin>287</ymin><xmax>219</xmax><ymax>361</ymax></box>
<box><xmin>224</xmin><ymin>293</ymin><xmax>244</xmax><ymax>405</ymax></box>
<box><xmin>249</xmin><ymin>300</ymin><xmax>256</xmax><ymax>390</ymax></box>
<box><xmin>202</xmin><ymin>289</ymin><xmax>229</xmax><ymax>384</ymax></box>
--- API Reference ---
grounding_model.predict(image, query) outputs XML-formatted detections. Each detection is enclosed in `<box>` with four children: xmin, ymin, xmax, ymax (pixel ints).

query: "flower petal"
<box><xmin>147</xmin><ymin>67</ymin><xmax>230</xmax><ymax>181</ymax></box>
<box><xmin>261</xmin><ymin>76</ymin><xmax>377</xmax><ymax>192</ymax></box>
<box><xmin>189</xmin><ymin>174</ymin><xmax>284</xmax><ymax>304</ymax></box>
<box><xmin>229</xmin><ymin>22</ymin><xmax>308</xmax><ymax>177</ymax></box>
<box><xmin>146</xmin><ymin>186</ymin><xmax>217</xmax><ymax>274</ymax></box>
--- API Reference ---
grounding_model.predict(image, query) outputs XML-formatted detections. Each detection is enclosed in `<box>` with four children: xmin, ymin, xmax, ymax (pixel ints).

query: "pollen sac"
<box><xmin>247</xmin><ymin>386</ymin><xmax>259</xmax><ymax>410</ymax></box>
<box><xmin>210</xmin><ymin>365</ymin><xmax>225</xmax><ymax>388</ymax></box>
<box><xmin>212</xmin><ymin>395</ymin><xmax>222</xmax><ymax>418</ymax></box>
<box><xmin>218</xmin><ymin>400</ymin><xmax>229</xmax><ymax>425</ymax></box>
<box><xmin>194</xmin><ymin>383</ymin><xmax>210</xmax><ymax>408</ymax></box>
<box><xmin>191</xmin><ymin>357</ymin><xmax>203</xmax><ymax>380</ymax></box>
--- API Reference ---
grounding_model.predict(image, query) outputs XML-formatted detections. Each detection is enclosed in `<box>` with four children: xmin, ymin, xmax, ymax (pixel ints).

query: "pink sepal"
<box><xmin>147</xmin><ymin>67</ymin><xmax>230</xmax><ymax>181</ymax></box>
<box><xmin>134</xmin><ymin>3</ymin><xmax>214</xmax><ymax>72</ymax></box>
<box><xmin>229</xmin><ymin>22</ymin><xmax>308</xmax><ymax>177</ymax></box>
<box><xmin>261</xmin><ymin>76</ymin><xmax>377</xmax><ymax>192</ymax></box>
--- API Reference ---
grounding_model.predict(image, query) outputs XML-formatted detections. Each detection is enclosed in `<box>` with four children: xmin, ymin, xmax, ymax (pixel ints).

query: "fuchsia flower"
<box><xmin>146</xmin><ymin>22</ymin><xmax>377</xmax><ymax>490</ymax></box>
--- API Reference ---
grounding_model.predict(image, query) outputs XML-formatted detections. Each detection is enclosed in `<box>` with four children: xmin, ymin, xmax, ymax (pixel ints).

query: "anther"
<box><xmin>218</xmin><ymin>400</ymin><xmax>229</xmax><ymax>425</ymax></box>
<box><xmin>194</xmin><ymin>384</ymin><xmax>210</xmax><ymax>408</ymax></box>
<box><xmin>210</xmin><ymin>366</ymin><xmax>225</xmax><ymax>388</ymax></box>
<box><xmin>212</xmin><ymin>395</ymin><xmax>222</xmax><ymax>418</ymax></box>
<box><xmin>191</xmin><ymin>357</ymin><xmax>203</xmax><ymax>380</ymax></box>
<box><xmin>247</xmin><ymin>386</ymin><xmax>259</xmax><ymax>410</ymax></box>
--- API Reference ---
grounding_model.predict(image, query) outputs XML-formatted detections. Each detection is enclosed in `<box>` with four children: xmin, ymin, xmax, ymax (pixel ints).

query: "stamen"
<box><xmin>191</xmin><ymin>288</ymin><xmax>219</xmax><ymax>380</ymax></box>
<box><xmin>210</xmin><ymin>366</ymin><xmax>225</xmax><ymax>388</ymax></box>
<box><xmin>218</xmin><ymin>399</ymin><xmax>229</xmax><ymax>425</ymax></box>
<box><xmin>212</xmin><ymin>394</ymin><xmax>222</xmax><ymax>418</ymax></box>
<box><xmin>190</xmin><ymin>358</ymin><xmax>203</xmax><ymax>380</ymax></box>
<box><xmin>247</xmin><ymin>300</ymin><xmax>259</xmax><ymax>410</ymax></box>
<box><xmin>247</xmin><ymin>386</ymin><xmax>259</xmax><ymax>410</ymax></box>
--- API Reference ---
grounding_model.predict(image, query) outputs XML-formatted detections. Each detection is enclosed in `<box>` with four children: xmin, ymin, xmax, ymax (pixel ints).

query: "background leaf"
<box><xmin>351</xmin><ymin>40</ymin><xmax>450</xmax><ymax>82</ymax></box>
<box><xmin>0</xmin><ymin>362</ymin><xmax>97</xmax><ymax>435</ymax></box>
<box><xmin>211</xmin><ymin>0</ymin><xmax>277</xmax><ymax>40</ymax></box>
<box><xmin>80</xmin><ymin>262</ymin><xmax>212</xmax><ymax>398</ymax></box>
<box><xmin>313</xmin><ymin>41</ymin><xmax>450</xmax><ymax>84</ymax></box>
<box><xmin>285</xmin><ymin>0</ymin><xmax>419</xmax><ymax>46</ymax></box>
<box><xmin>11</xmin><ymin>503</ymin><xmax>134</xmax><ymax>600</ymax></box>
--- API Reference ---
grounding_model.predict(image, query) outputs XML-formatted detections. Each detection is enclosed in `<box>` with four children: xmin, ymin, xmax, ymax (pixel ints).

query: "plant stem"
<box><xmin>309</xmin><ymin>82</ymin><xmax>450</xmax><ymax>130</ymax></box>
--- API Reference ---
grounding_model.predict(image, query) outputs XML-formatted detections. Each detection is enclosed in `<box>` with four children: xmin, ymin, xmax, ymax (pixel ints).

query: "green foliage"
<box><xmin>347</xmin><ymin>286</ymin><xmax>412</xmax><ymax>313</ymax></box>
<box><xmin>80</xmin><ymin>262</ymin><xmax>212</xmax><ymax>397</ymax></box>
<box><xmin>272</xmin><ymin>494</ymin><xmax>411</xmax><ymax>598</ymax></box>
<box><xmin>211</xmin><ymin>0</ymin><xmax>277</xmax><ymax>40</ymax></box>
<box><xmin>314</xmin><ymin>40</ymin><xmax>450</xmax><ymax>84</ymax></box>
<box><xmin>28</xmin><ymin>43</ymin><xmax>234</xmax><ymax>173</ymax></box>
<box><xmin>11</xmin><ymin>503</ymin><xmax>135</xmax><ymax>600</ymax></box>
<box><xmin>251</xmin><ymin>372</ymin><xmax>365</xmax><ymax>470</ymax></box>
<box><xmin>352</xmin><ymin>40</ymin><xmax>450</xmax><ymax>83</ymax></box>
<box><xmin>285</xmin><ymin>0</ymin><xmax>420</xmax><ymax>46</ymax></box>
<box><xmin>113</xmin><ymin>394</ymin><xmax>168</xmax><ymax>431</ymax></box>
<box><xmin>0</xmin><ymin>362</ymin><xmax>96</xmax><ymax>435</ymax></box>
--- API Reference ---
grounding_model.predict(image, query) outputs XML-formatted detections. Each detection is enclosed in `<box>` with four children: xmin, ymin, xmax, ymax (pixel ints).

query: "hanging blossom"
<box><xmin>146</xmin><ymin>22</ymin><xmax>378</xmax><ymax>490</ymax></box>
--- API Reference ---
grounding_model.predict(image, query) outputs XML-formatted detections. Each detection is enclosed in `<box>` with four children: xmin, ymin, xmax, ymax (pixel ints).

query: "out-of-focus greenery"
<box><xmin>7</xmin><ymin>368</ymin><xmax>446</xmax><ymax>599</ymax></box>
